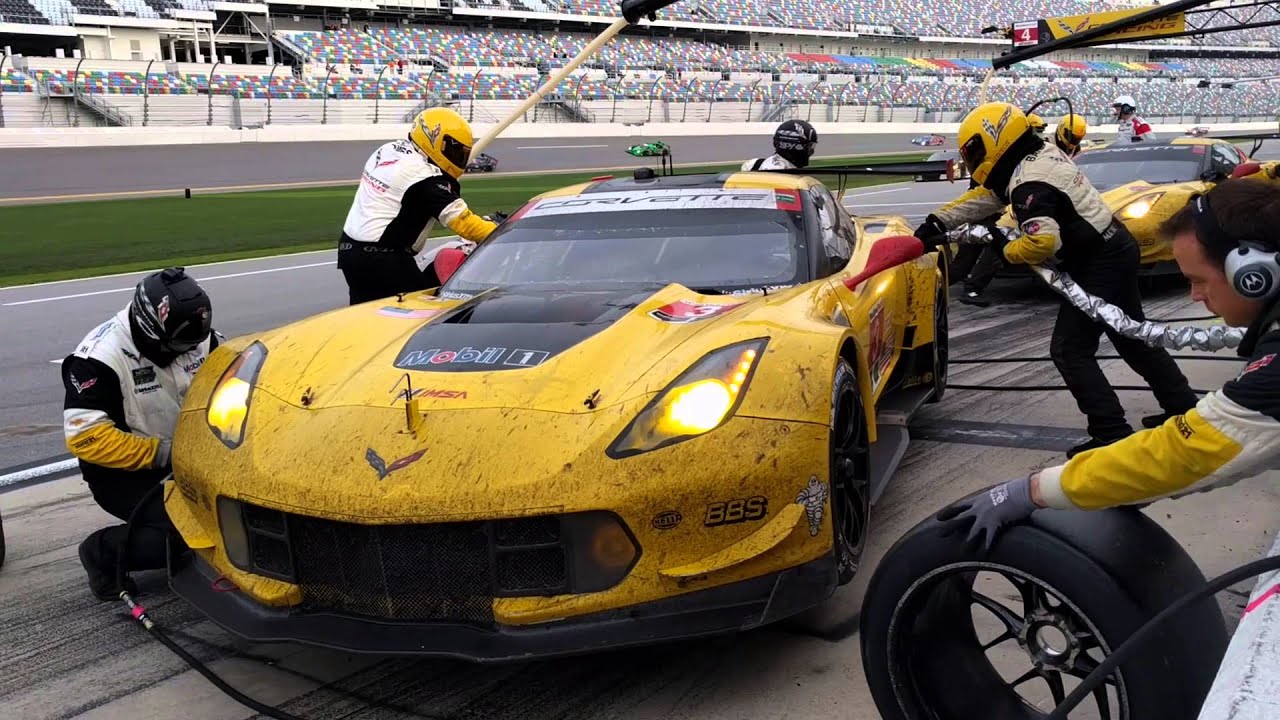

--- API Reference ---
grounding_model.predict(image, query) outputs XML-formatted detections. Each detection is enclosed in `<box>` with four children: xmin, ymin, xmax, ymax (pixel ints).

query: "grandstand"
<box><xmin>0</xmin><ymin>0</ymin><xmax>1276</xmax><ymax>127</ymax></box>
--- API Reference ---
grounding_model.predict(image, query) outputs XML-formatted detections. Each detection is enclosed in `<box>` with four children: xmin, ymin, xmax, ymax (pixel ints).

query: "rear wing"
<box><xmin>1204</xmin><ymin>131</ymin><xmax>1280</xmax><ymax>159</ymax></box>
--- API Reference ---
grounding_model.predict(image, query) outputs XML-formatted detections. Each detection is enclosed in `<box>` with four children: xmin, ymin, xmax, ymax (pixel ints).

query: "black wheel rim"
<box><xmin>831</xmin><ymin>375</ymin><xmax>870</xmax><ymax>580</ymax></box>
<box><xmin>886</xmin><ymin>562</ymin><xmax>1128</xmax><ymax>719</ymax></box>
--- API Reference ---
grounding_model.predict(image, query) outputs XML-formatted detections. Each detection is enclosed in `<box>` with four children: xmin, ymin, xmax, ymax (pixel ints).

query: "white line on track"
<box><xmin>516</xmin><ymin>144</ymin><xmax>610</xmax><ymax>149</ymax></box>
<box><xmin>0</xmin><ymin>249</ymin><xmax>335</xmax><ymax>292</ymax></box>
<box><xmin>846</xmin><ymin>183</ymin><xmax>916</xmax><ymax>197</ymax></box>
<box><xmin>0</xmin><ymin>458</ymin><xmax>78</xmax><ymax>488</ymax></box>
<box><xmin>846</xmin><ymin>201</ymin><xmax>951</xmax><ymax>208</ymax></box>
<box><xmin>5</xmin><ymin>260</ymin><xmax>334</xmax><ymax>307</ymax></box>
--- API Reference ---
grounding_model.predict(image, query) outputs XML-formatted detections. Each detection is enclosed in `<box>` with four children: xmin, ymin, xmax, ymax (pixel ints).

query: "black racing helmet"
<box><xmin>129</xmin><ymin>268</ymin><xmax>213</xmax><ymax>359</ymax></box>
<box><xmin>773</xmin><ymin>119</ymin><xmax>818</xmax><ymax>167</ymax></box>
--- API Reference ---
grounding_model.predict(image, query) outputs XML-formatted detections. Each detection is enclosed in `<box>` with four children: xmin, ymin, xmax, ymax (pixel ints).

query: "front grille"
<box><xmin>240</xmin><ymin>505</ymin><xmax>573</xmax><ymax>625</ymax></box>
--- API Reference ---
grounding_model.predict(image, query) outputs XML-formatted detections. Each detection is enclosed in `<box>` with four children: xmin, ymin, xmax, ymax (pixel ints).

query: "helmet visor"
<box><xmin>959</xmin><ymin>135</ymin><xmax>987</xmax><ymax>174</ymax></box>
<box><xmin>443</xmin><ymin>135</ymin><xmax>471</xmax><ymax>170</ymax></box>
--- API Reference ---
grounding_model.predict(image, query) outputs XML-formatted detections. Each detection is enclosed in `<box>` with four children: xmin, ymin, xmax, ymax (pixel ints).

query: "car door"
<box><xmin>808</xmin><ymin>184</ymin><xmax>854</xmax><ymax>277</ymax></box>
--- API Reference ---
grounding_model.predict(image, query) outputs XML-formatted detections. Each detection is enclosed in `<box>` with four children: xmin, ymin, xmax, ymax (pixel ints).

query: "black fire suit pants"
<box><xmin>81</xmin><ymin>465</ymin><xmax>177</xmax><ymax>580</ymax></box>
<box><xmin>338</xmin><ymin>238</ymin><xmax>441</xmax><ymax>306</ymax></box>
<box><xmin>1050</xmin><ymin>235</ymin><xmax>1199</xmax><ymax>440</ymax></box>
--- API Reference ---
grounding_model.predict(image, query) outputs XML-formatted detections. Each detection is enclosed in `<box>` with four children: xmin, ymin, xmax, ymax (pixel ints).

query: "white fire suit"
<box><xmin>742</xmin><ymin>154</ymin><xmax>798</xmax><ymax>171</ymax></box>
<box><xmin>62</xmin><ymin>307</ymin><xmax>218</xmax><ymax>483</ymax></box>
<box><xmin>1037</xmin><ymin>303</ymin><xmax>1280</xmax><ymax>509</ymax></box>
<box><xmin>341</xmin><ymin>138</ymin><xmax>495</xmax><ymax>253</ymax></box>
<box><xmin>1115</xmin><ymin>115</ymin><xmax>1156</xmax><ymax>144</ymax></box>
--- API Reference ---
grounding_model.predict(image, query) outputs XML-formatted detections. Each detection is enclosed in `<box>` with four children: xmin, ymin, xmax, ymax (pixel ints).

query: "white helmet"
<box><xmin>1112</xmin><ymin>95</ymin><xmax>1136</xmax><ymax>119</ymax></box>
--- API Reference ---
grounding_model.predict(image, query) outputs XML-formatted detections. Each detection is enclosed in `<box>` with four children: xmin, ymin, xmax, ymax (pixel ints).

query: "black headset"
<box><xmin>1024</xmin><ymin>96</ymin><xmax>1081</xmax><ymax>151</ymax></box>
<box><xmin>1190</xmin><ymin>192</ymin><xmax>1280</xmax><ymax>301</ymax></box>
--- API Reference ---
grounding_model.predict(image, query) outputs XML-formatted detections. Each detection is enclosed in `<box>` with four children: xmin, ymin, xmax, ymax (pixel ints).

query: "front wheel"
<box><xmin>830</xmin><ymin>358</ymin><xmax>870</xmax><ymax>585</ymax></box>
<box><xmin>860</xmin><ymin>497</ymin><xmax>1228</xmax><ymax>720</ymax></box>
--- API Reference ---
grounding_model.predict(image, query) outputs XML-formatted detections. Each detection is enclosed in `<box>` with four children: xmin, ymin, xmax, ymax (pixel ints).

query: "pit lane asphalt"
<box><xmin>2</xmin><ymin>282</ymin><xmax>1277</xmax><ymax>720</ymax></box>
<box><xmin>0</xmin><ymin>133</ymin><xmax>928</xmax><ymax>200</ymax></box>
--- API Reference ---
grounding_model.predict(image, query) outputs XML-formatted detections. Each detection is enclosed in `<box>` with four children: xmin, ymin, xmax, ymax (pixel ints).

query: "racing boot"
<box><xmin>78</xmin><ymin>533</ymin><xmax>138</xmax><ymax>602</ymax></box>
<box><xmin>1066</xmin><ymin>433</ymin><xmax>1131</xmax><ymax>460</ymax></box>
<box><xmin>959</xmin><ymin>289</ymin><xmax>990</xmax><ymax>307</ymax></box>
<box><xmin>1142</xmin><ymin>413</ymin><xmax>1174</xmax><ymax>429</ymax></box>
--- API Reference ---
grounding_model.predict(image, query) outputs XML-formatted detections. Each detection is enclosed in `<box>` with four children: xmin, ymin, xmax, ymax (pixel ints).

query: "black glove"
<box><xmin>914</xmin><ymin>214</ymin><xmax>948</xmax><ymax>248</ymax></box>
<box><xmin>491</xmin><ymin>211</ymin><xmax>510</xmax><ymax>225</ymax></box>
<box><xmin>936</xmin><ymin>476</ymin><xmax>1039</xmax><ymax>555</ymax></box>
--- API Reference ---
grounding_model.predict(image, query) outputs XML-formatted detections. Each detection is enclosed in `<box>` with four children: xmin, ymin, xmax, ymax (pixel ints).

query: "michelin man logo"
<box><xmin>796</xmin><ymin>475</ymin><xmax>829</xmax><ymax>537</ymax></box>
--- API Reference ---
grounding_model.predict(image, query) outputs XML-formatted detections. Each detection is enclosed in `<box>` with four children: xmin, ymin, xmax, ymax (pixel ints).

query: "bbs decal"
<box><xmin>704</xmin><ymin>496</ymin><xmax>768</xmax><ymax>527</ymax></box>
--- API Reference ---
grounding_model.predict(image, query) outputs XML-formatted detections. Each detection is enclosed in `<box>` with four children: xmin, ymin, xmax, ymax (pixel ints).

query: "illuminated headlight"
<box><xmin>207</xmin><ymin>342</ymin><xmax>267</xmax><ymax>449</ymax></box>
<box><xmin>607</xmin><ymin>338</ymin><xmax>768</xmax><ymax>458</ymax></box>
<box><xmin>1120</xmin><ymin>193</ymin><xmax>1165</xmax><ymax>220</ymax></box>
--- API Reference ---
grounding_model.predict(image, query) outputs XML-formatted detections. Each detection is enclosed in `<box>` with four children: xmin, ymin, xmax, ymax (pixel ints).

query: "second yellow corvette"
<box><xmin>163</xmin><ymin>167</ymin><xmax>951</xmax><ymax>660</ymax></box>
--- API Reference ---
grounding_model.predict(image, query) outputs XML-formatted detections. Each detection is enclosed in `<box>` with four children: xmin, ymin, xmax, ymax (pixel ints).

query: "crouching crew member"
<box><xmin>63</xmin><ymin>268</ymin><xmax>217</xmax><ymax>600</ymax></box>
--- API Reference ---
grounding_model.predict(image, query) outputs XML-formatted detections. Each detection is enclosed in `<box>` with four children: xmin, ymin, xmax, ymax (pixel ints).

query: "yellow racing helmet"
<box><xmin>1055</xmin><ymin>113</ymin><xmax>1088</xmax><ymax>155</ymax></box>
<box><xmin>1028</xmin><ymin>113</ymin><xmax>1046</xmax><ymax>134</ymax></box>
<box><xmin>408</xmin><ymin>107</ymin><xmax>474</xmax><ymax>179</ymax></box>
<box><xmin>957</xmin><ymin>102</ymin><xmax>1031</xmax><ymax>185</ymax></box>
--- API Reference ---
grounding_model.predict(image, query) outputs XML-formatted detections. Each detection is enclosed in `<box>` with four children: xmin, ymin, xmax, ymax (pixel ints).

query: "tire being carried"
<box><xmin>860</xmin><ymin>488</ymin><xmax>1229</xmax><ymax>719</ymax></box>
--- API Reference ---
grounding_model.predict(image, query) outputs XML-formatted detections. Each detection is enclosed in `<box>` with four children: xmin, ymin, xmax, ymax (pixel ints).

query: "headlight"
<box><xmin>607</xmin><ymin>338</ymin><xmax>768</xmax><ymax>458</ymax></box>
<box><xmin>1120</xmin><ymin>193</ymin><xmax>1165</xmax><ymax>220</ymax></box>
<box><xmin>207</xmin><ymin>342</ymin><xmax>267</xmax><ymax>449</ymax></box>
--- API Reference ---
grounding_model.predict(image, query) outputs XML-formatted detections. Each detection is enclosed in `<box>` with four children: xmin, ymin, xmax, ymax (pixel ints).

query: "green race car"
<box><xmin>626</xmin><ymin>140</ymin><xmax>670</xmax><ymax>157</ymax></box>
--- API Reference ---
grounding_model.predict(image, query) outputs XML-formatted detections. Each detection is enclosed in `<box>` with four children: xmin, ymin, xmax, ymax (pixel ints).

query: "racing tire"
<box><xmin>928</xmin><ymin>262</ymin><xmax>949</xmax><ymax>404</ymax></box>
<box><xmin>830</xmin><ymin>357</ymin><xmax>870</xmax><ymax>586</ymax></box>
<box><xmin>860</xmin><ymin>492</ymin><xmax>1229</xmax><ymax>720</ymax></box>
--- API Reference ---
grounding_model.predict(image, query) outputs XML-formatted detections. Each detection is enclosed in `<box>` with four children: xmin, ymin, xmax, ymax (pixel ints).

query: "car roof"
<box><xmin>531</xmin><ymin>171</ymin><xmax>821</xmax><ymax>200</ymax></box>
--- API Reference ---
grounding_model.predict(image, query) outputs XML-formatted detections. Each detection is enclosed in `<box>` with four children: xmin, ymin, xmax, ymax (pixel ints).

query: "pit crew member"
<box><xmin>913</xmin><ymin>102</ymin><xmax>1199</xmax><ymax>457</ymax></box>
<box><xmin>742</xmin><ymin>119</ymin><xmax>818</xmax><ymax>171</ymax></box>
<box><xmin>1112</xmin><ymin>95</ymin><xmax>1155</xmax><ymax>143</ymax></box>
<box><xmin>1054</xmin><ymin>113</ymin><xmax>1088</xmax><ymax>157</ymax></box>
<box><xmin>938</xmin><ymin>179</ymin><xmax>1280</xmax><ymax>552</ymax></box>
<box><xmin>338</xmin><ymin>107</ymin><xmax>497</xmax><ymax>305</ymax></box>
<box><xmin>63</xmin><ymin>268</ymin><xmax>217</xmax><ymax>600</ymax></box>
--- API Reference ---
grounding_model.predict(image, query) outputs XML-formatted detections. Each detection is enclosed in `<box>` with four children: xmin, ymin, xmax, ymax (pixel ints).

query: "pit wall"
<box><xmin>0</xmin><ymin>120</ymin><xmax>1274</xmax><ymax>148</ymax></box>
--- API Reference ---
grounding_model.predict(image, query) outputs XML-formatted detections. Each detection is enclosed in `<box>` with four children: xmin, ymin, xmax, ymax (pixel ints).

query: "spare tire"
<box><xmin>860</xmin><ymin>488</ymin><xmax>1229</xmax><ymax>720</ymax></box>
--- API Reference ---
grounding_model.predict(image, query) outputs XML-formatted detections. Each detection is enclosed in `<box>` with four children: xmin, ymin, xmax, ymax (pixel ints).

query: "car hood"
<box><xmin>243</xmin><ymin>284</ymin><xmax>768</xmax><ymax>415</ymax></box>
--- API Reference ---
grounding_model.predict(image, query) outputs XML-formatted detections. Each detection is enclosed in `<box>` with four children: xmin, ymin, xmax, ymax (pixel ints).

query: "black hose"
<box><xmin>950</xmin><ymin>355</ymin><xmax>1240</xmax><ymax>364</ymax></box>
<box><xmin>946</xmin><ymin>383</ymin><xmax>1212</xmax><ymax>394</ymax></box>
<box><xmin>1047</xmin><ymin>554</ymin><xmax>1280</xmax><ymax>720</ymax></box>
<box><xmin>1151</xmin><ymin>314</ymin><xmax>1220</xmax><ymax>322</ymax></box>
<box><xmin>114</xmin><ymin>479</ymin><xmax>311</xmax><ymax>720</ymax></box>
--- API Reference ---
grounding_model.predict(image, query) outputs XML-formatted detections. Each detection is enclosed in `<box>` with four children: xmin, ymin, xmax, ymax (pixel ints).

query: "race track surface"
<box><xmin>0</xmin><ymin>133</ymin><xmax>924</xmax><ymax>200</ymax></box>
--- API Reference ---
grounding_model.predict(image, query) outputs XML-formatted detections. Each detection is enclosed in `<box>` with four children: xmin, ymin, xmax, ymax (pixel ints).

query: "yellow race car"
<box><xmin>163</xmin><ymin>168</ymin><xmax>950</xmax><ymax>660</ymax></box>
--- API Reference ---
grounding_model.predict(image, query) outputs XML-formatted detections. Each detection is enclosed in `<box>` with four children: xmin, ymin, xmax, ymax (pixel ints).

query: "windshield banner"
<box><xmin>519</xmin><ymin>188</ymin><xmax>793</xmax><ymax>217</ymax></box>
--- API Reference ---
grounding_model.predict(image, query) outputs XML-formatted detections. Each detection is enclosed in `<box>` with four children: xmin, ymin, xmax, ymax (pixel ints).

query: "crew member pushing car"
<box><xmin>338</xmin><ymin>107</ymin><xmax>497</xmax><ymax>305</ymax></box>
<box><xmin>743</xmin><ymin>119</ymin><xmax>818</xmax><ymax>171</ymax></box>
<box><xmin>913</xmin><ymin>102</ymin><xmax>1199</xmax><ymax>458</ymax></box>
<box><xmin>63</xmin><ymin>268</ymin><xmax>216</xmax><ymax>600</ymax></box>
<box><xmin>938</xmin><ymin>179</ymin><xmax>1280</xmax><ymax>552</ymax></box>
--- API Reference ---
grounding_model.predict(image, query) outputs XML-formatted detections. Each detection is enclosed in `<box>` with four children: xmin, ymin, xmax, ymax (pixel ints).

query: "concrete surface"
<box><xmin>0</xmin><ymin>281</ymin><xmax>1275</xmax><ymax>719</ymax></box>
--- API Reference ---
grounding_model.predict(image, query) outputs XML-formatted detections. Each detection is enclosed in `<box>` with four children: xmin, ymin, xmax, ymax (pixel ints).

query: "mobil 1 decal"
<box><xmin>392</xmin><ymin>322</ymin><xmax>602</xmax><ymax>372</ymax></box>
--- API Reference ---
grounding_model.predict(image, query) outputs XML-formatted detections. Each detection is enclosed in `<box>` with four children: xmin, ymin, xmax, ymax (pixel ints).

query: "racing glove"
<box><xmin>154</xmin><ymin>438</ymin><xmax>173</xmax><ymax>470</ymax></box>
<box><xmin>913</xmin><ymin>214</ymin><xmax>948</xmax><ymax>249</ymax></box>
<box><xmin>936</xmin><ymin>476</ymin><xmax>1039</xmax><ymax>555</ymax></box>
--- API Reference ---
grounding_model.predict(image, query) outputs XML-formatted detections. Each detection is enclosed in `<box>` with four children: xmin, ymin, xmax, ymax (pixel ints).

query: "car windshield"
<box><xmin>441</xmin><ymin>191</ymin><xmax>808</xmax><ymax>295</ymax></box>
<box><xmin>1074</xmin><ymin>146</ymin><xmax>1203</xmax><ymax>190</ymax></box>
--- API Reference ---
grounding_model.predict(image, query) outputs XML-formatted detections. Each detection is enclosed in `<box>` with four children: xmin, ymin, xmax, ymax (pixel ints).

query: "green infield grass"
<box><xmin>0</xmin><ymin>153</ymin><xmax>929</xmax><ymax>286</ymax></box>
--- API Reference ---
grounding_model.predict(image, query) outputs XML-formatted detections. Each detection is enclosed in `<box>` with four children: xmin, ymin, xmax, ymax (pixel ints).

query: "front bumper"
<box><xmin>169</xmin><ymin>546</ymin><xmax>837</xmax><ymax>662</ymax></box>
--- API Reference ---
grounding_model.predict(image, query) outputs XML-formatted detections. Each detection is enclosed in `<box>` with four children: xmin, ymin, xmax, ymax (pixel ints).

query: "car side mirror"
<box><xmin>844</xmin><ymin>235</ymin><xmax>925</xmax><ymax>290</ymax></box>
<box><xmin>434</xmin><ymin>248</ymin><xmax>469</xmax><ymax>285</ymax></box>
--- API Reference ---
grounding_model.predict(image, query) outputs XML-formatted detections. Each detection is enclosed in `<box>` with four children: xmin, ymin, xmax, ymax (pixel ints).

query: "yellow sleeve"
<box><xmin>439</xmin><ymin>198</ymin><xmax>497</xmax><ymax>243</ymax></box>
<box><xmin>932</xmin><ymin>186</ymin><xmax>1007</xmax><ymax>228</ymax></box>
<box><xmin>1001</xmin><ymin>217</ymin><xmax>1062</xmax><ymax>266</ymax></box>
<box><xmin>1037</xmin><ymin>360</ymin><xmax>1280</xmax><ymax>510</ymax></box>
<box><xmin>65</xmin><ymin>413</ymin><xmax>161</xmax><ymax>471</ymax></box>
